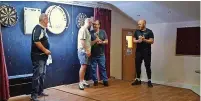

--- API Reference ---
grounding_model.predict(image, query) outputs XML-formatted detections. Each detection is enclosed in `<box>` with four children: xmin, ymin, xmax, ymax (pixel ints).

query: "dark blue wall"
<box><xmin>0</xmin><ymin>1</ymin><xmax>93</xmax><ymax>88</ymax></box>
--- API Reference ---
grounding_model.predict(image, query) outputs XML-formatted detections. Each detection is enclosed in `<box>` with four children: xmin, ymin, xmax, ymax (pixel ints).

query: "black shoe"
<box><xmin>31</xmin><ymin>99</ymin><xmax>39</xmax><ymax>101</ymax></box>
<box><xmin>103</xmin><ymin>81</ymin><xmax>109</xmax><ymax>86</ymax></box>
<box><xmin>131</xmin><ymin>79</ymin><xmax>141</xmax><ymax>85</ymax></box>
<box><xmin>38</xmin><ymin>92</ymin><xmax>49</xmax><ymax>97</ymax></box>
<box><xmin>148</xmin><ymin>81</ymin><xmax>153</xmax><ymax>88</ymax></box>
<box><xmin>31</xmin><ymin>95</ymin><xmax>39</xmax><ymax>101</ymax></box>
<box><xmin>94</xmin><ymin>81</ymin><xmax>98</xmax><ymax>86</ymax></box>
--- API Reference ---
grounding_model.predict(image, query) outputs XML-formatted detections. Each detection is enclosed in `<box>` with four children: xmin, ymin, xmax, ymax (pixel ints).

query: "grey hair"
<box><xmin>39</xmin><ymin>13</ymin><xmax>47</xmax><ymax>22</ymax></box>
<box><xmin>84</xmin><ymin>18</ymin><xmax>92</xmax><ymax>24</ymax></box>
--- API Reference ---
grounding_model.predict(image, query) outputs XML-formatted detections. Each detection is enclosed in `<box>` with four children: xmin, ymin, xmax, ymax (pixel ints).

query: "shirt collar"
<box><xmin>39</xmin><ymin>23</ymin><xmax>46</xmax><ymax>29</ymax></box>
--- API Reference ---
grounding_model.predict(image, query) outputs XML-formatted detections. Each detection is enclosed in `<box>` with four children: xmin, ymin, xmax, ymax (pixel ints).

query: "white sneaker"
<box><xmin>79</xmin><ymin>82</ymin><xmax>84</xmax><ymax>90</ymax></box>
<box><xmin>83</xmin><ymin>80</ymin><xmax>90</xmax><ymax>87</ymax></box>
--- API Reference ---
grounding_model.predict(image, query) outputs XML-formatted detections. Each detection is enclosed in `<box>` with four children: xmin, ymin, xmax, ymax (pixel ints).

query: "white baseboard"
<box><xmin>141</xmin><ymin>79</ymin><xmax>200</xmax><ymax>96</ymax></box>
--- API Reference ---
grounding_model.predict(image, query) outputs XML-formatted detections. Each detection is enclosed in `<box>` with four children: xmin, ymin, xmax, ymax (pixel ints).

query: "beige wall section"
<box><xmin>110</xmin><ymin>6</ymin><xmax>137</xmax><ymax>79</ymax></box>
<box><xmin>139</xmin><ymin>21</ymin><xmax>200</xmax><ymax>86</ymax></box>
<box><xmin>109</xmin><ymin>5</ymin><xmax>200</xmax><ymax>86</ymax></box>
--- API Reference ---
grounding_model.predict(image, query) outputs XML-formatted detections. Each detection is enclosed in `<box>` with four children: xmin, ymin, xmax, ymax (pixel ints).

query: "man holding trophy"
<box><xmin>90</xmin><ymin>20</ymin><xmax>109</xmax><ymax>87</ymax></box>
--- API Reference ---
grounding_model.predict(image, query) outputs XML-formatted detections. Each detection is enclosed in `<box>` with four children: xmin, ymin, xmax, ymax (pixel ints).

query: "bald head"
<box><xmin>138</xmin><ymin>20</ymin><xmax>146</xmax><ymax>24</ymax></box>
<box><xmin>138</xmin><ymin>20</ymin><xmax>146</xmax><ymax>31</ymax></box>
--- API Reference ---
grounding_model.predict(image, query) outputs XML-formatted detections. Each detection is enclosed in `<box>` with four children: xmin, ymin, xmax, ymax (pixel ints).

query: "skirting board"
<box><xmin>141</xmin><ymin>79</ymin><xmax>200</xmax><ymax>96</ymax></box>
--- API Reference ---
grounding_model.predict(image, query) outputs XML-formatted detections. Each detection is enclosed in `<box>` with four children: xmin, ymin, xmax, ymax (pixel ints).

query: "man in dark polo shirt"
<box><xmin>132</xmin><ymin>20</ymin><xmax>154</xmax><ymax>87</ymax></box>
<box><xmin>31</xmin><ymin>13</ymin><xmax>51</xmax><ymax>101</ymax></box>
<box><xmin>90</xmin><ymin>20</ymin><xmax>109</xmax><ymax>86</ymax></box>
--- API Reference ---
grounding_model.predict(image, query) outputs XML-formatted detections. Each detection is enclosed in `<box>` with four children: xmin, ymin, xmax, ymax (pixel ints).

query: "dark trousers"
<box><xmin>31</xmin><ymin>59</ymin><xmax>46</xmax><ymax>97</ymax></box>
<box><xmin>135</xmin><ymin>49</ymin><xmax>152</xmax><ymax>79</ymax></box>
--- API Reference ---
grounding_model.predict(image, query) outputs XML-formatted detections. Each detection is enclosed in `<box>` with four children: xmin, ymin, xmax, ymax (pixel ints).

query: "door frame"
<box><xmin>122</xmin><ymin>28</ymin><xmax>136</xmax><ymax>80</ymax></box>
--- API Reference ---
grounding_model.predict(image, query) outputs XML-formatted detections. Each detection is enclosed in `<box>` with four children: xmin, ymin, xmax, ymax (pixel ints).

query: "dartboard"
<box><xmin>0</xmin><ymin>5</ymin><xmax>18</xmax><ymax>27</ymax></box>
<box><xmin>76</xmin><ymin>13</ymin><xmax>87</xmax><ymax>28</ymax></box>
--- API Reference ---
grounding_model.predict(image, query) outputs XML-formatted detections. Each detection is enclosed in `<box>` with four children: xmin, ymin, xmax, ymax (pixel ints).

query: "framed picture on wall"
<box><xmin>24</xmin><ymin>7</ymin><xmax>41</xmax><ymax>34</ymax></box>
<box><xmin>176</xmin><ymin>27</ymin><xmax>200</xmax><ymax>56</ymax></box>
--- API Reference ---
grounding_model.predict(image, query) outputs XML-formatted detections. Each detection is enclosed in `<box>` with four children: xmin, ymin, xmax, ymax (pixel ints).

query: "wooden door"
<box><xmin>122</xmin><ymin>29</ymin><xmax>136</xmax><ymax>81</ymax></box>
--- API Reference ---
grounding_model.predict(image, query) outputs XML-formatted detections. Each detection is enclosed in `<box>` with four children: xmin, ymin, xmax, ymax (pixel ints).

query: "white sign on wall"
<box><xmin>24</xmin><ymin>7</ymin><xmax>41</xmax><ymax>34</ymax></box>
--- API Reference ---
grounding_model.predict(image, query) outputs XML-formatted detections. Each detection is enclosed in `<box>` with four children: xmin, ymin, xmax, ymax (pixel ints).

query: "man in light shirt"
<box><xmin>77</xmin><ymin>18</ymin><xmax>100</xmax><ymax>90</ymax></box>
